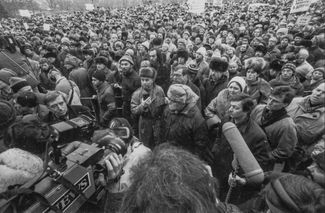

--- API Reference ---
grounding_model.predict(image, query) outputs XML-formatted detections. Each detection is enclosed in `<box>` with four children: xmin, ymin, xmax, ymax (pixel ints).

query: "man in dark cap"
<box><xmin>92</xmin><ymin>69</ymin><xmax>116</xmax><ymax>126</ymax></box>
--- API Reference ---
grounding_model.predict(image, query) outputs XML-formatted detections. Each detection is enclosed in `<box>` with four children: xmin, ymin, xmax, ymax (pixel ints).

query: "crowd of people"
<box><xmin>0</xmin><ymin>0</ymin><xmax>325</xmax><ymax>212</ymax></box>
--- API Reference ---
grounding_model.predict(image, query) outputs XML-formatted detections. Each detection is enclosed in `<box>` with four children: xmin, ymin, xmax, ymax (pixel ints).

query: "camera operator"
<box><xmin>93</xmin><ymin>117</ymin><xmax>151</xmax><ymax>213</ymax></box>
<box><xmin>43</xmin><ymin>90</ymin><xmax>94</xmax><ymax>124</ymax></box>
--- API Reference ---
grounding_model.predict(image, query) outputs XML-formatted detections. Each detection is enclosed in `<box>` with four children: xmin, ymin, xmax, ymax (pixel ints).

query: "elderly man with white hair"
<box><xmin>296</xmin><ymin>48</ymin><xmax>314</xmax><ymax>83</ymax></box>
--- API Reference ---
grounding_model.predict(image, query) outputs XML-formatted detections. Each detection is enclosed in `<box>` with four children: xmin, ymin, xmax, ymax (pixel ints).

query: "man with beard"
<box><xmin>131</xmin><ymin>67</ymin><xmax>165</xmax><ymax>148</ymax></box>
<box><xmin>91</xmin><ymin>69</ymin><xmax>116</xmax><ymax>126</ymax></box>
<box><xmin>39</xmin><ymin>58</ymin><xmax>57</xmax><ymax>91</ymax></box>
<box><xmin>149</xmin><ymin>48</ymin><xmax>170</xmax><ymax>92</ymax></box>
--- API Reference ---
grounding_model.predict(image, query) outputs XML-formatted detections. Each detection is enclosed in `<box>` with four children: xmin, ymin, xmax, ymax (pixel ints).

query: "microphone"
<box><xmin>222</xmin><ymin>122</ymin><xmax>264</xmax><ymax>185</ymax></box>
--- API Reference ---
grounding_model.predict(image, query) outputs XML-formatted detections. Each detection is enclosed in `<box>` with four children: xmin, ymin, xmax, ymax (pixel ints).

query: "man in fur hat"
<box><xmin>163</xmin><ymin>84</ymin><xmax>213</xmax><ymax>165</ymax></box>
<box><xmin>202</xmin><ymin>57</ymin><xmax>229</xmax><ymax>108</ymax></box>
<box><xmin>131</xmin><ymin>67</ymin><xmax>165</xmax><ymax>149</ymax></box>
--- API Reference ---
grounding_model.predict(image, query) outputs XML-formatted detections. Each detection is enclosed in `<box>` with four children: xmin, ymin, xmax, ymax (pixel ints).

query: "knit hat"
<box><xmin>119</xmin><ymin>55</ymin><xmax>134</xmax><ymax>65</ymax></box>
<box><xmin>92</xmin><ymin>70</ymin><xmax>106</xmax><ymax>82</ymax></box>
<box><xmin>141</xmin><ymin>41</ymin><xmax>150</xmax><ymax>50</ymax></box>
<box><xmin>282</xmin><ymin>63</ymin><xmax>296</xmax><ymax>73</ymax></box>
<box><xmin>196</xmin><ymin>47</ymin><xmax>207</xmax><ymax>56</ymax></box>
<box><xmin>9</xmin><ymin>77</ymin><xmax>29</xmax><ymax>93</ymax></box>
<box><xmin>227</xmin><ymin>76</ymin><xmax>247</xmax><ymax>92</ymax></box>
<box><xmin>139</xmin><ymin>67</ymin><xmax>156</xmax><ymax>79</ymax></box>
<box><xmin>167</xmin><ymin>84</ymin><xmax>188</xmax><ymax>104</ymax></box>
<box><xmin>277</xmin><ymin>28</ymin><xmax>288</xmax><ymax>35</ymax></box>
<box><xmin>0</xmin><ymin>100</ymin><xmax>16</xmax><ymax>130</ymax></box>
<box><xmin>209</xmin><ymin>57</ymin><xmax>228</xmax><ymax>72</ymax></box>
<box><xmin>312</xmin><ymin>67</ymin><xmax>325</xmax><ymax>78</ymax></box>
<box><xmin>187</xmin><ymin>63</ymin><xmax>199</xmax><ymax>74</ymax></box>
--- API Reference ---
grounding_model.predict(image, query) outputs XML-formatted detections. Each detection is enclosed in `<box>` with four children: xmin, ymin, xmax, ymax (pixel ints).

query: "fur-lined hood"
<box><xmin>0</xmin><ymin>148</ymin><xmax>43</xmax><ymax>193</ymax></box>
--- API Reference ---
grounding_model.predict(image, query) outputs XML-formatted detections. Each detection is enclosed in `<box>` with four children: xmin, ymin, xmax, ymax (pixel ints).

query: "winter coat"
<box><xmin>151</xmin><ymin>62</ymin><xmax>170</xmax><ymax>93</ymax></box>
<box><xmin>69</xmin><ymin>67</ymin><xmax>95</xmax><ymax>99</ymax></box>
<box><xmin>55</xmin><ymin>76</ymin><xmax>82</xmax><ymax>106</ymax></box>
<box><xmin>0</xmin><ymin>148</ymin><xmax>43</xmax><ymax>193</ymax></box>
<box><xmin>163</xmin><ymin>88</ymin><xmax>212</xmax><ymax>163</ymax></box>
<box><xmin>286</xmin><ymin>96</ymin><xmax>325</xmax><ymax>146</ymax></box>
<box><xmin>104</xmin><ymin>139</ymin><xmax>151</xmax><ymax>213</ymax></box>
<box><xmin>95</xmin><ymin>82</ymin><xmax>116</xmax><ymax>125</ymax></box>
<box><xmin>202</xmin><ymin>75</ymin><xmax>228</xmax><ymax>109</ymax></box>
<box><xmin>196</xmin><ymin>60</ymin><xmax>210</xmax><ymax>81</ymax></box>
<box><xmin>251</xmin><ymin>105</ymin><xmax>298</xmax><ymax>163</ymax></box>
<box><xmin>244</xmin><ymin>78</ymin><xmax>272</xmax><ymax>105</ymax></box>
<box><xmin>205</xmin><ymin>88</ymin><xmax>231</xmax><ymax>121</ymax></box>
<box><xmin>131</xmin><ymin>85</ymin><xmax>166</xmax><ymax>148</ymax></box>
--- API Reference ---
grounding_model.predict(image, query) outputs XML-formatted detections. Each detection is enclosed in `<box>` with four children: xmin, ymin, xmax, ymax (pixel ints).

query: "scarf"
<box><xmin>261</xmin><ymin>107</ymin><xmax>289</xmax><ymax>128</ymax></box>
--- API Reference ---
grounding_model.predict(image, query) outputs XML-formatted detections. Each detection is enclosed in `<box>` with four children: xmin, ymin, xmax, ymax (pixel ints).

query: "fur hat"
<box><xmin>167</xmin><ymin>84</ymin><xmax>188</xmax><ymax>104</ymax></box>
<box><xmin>139</xmin><ymin>67</ymin><xmax>156</xmax><ymax>79</ymax></box>
<box><xmin>209</xmin><ymin>57</ymin><xmax>228</xmax><ymax>72</ymax></box>
<box><xmin>92</xmin><ymin>70</ymin><xmax>106</xmax><ymax>82</ymax></box>
<box><xmin>95</xmin><ymin>56</ymin><xmax>108</xmax><ymax>65</ymax></box>
<box><xmin>282</xmin><ymin>62</ymin><xmax>296</xmax><ymax>73</ymax></box>
<box><xmin>0</xmin><ymin>100</ymin><xmax>16</xmax><ymax>130</ymax></box>
<box><xmin>119</xmin><ymin>55</ymin><xmax>134</xmax><ymax>65</ymax></box>
<box><xmin>227</xmin><ymin>76</ymin><xmax>247</xmax><ymax>92</ymax></box>
<box><xmin>114</xmin><ymin>40</ymin><xmax>125</xmax><ymax>49</ymax></box>
<box><xmin>255</xmin><ymin>44</ymin><xmax>267</xmax><ymax>55</ymax></box>
<box><xmin>16</xmin><ymin>91</ymin><xmax>38</xmax><ymax>108</ymax></box>
<box><xmin>43</xmin><ymin>52</ymin><xmax>57</xmax><ymax>59</ymax></box>
<box><xmin>9</xmin><ymin>77</ymin><xmax>29</xmax><ymax>93</ymax></box>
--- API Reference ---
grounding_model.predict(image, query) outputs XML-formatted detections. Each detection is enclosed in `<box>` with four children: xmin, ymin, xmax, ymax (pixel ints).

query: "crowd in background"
<box><xmin>0</xmin><ymin>0</ymin><xmax>325</xmax><ymax>212</ymax></box>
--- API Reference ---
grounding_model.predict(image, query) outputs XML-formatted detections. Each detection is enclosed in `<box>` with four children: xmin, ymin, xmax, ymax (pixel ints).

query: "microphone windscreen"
<box><xmin>222</xmin><ymin>122</ymin><xmax>264</xmax><ymax>184</ymax></box>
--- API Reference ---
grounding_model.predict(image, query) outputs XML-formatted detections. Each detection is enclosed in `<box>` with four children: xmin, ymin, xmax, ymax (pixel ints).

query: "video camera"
<box><xmin>1</xmin><ymin>119</ymin><xmax>130</xmax><ymax>213</ymax></box>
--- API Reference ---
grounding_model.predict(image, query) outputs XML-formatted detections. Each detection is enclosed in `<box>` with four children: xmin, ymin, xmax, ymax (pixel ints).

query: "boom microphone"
<box><xmin>222</xmin><ymin>122</ymin><xmax>264</xmax><ymax>185</ymax></box>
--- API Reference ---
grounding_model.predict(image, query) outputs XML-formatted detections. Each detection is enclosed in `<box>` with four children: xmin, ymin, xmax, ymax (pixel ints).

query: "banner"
<box><xmin>296</xmin><ymin>15</ymin><xmax>311</xmax><ymax>25</ymax></box>
<box><xmin>23</xmin><ymin>23</ymin><xmax>29</xmax><ymax>29</ymax></box>
<box><xmin>43</xmin><ymin>24</ymin><xmax>51</xmax><ymax>31</ymax></box>
<box><xmin>85</xmin><ymin>4</ymin><xmax>95</xmax><ymax>11</ymax></box>
<box><xmin>188</xmin><ymin>0</ymin><xmax>205</xmax><ymax>14</ymax></box>
<box><xmin>290</xmin><ymin>0</ymin><xmax>312</xmax><ymax>13</ymax></box>
<box><xmin>213</xmin><ymin>0</ymin><xmax>223</xmax><ymax>7</ymax></box>
<box><xmin>18</xmin><ymin>10</ymin><xmax>31</xmax><ymax>18</ymax></box>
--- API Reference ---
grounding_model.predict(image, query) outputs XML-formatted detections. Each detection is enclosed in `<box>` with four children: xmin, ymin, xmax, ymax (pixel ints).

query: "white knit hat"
<box><xmin>227</xmin><ymin>76</ymin><xmax>247</xmax><ymax>92</ymax></box>
<box><xmin>196</xmin><ymin>47</ymin><xmax>207</xmax><ymax>56</ymax></box>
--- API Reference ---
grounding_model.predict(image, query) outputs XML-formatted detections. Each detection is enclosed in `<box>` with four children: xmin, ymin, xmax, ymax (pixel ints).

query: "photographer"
<box><xmin>43</xmin><ymin>90</ymin><xmax>94</xmax><ymax>124</ymax></box>
<box><xmin>93</xmin><ymin>117</ymin><xmax>151</xmax><ymax>213</ymax></box>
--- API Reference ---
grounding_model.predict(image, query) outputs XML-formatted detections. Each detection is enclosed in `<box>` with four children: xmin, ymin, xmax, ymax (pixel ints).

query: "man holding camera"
<box><xmin>43</xmin><ymin>90</ymin><xmax>94</xmax><ymax>124</ymax></box>
<box><xmin>93</xmin><ymin>118</ymin><xmax>151</xmax><ymax>213</ymax></box>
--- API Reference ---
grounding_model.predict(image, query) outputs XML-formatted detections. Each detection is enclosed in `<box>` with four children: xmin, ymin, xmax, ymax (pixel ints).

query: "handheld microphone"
<box><xmin>222</xmin><ymin>122</ymin><xmax>264</xmax><ymax>185</ymax></box>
